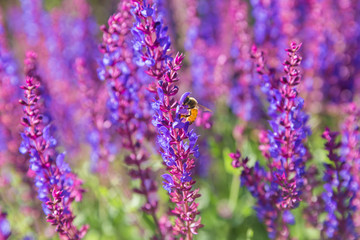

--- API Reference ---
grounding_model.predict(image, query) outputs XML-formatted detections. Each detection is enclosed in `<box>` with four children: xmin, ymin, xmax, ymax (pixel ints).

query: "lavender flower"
<box><xmin>75</xmin><ymin>58</ymin><xmax>113</xmax><ymax>173</ymax></box>
<box><xmin>340</xmin><ymin>103</ymin><xmax>360</xmax><ymax>229</ymax></box>
<box><xmin>10</xmin><ymin>0</ymin><xmax>100</xmax><ymax>154</ymax></box>
<box><xmin>228</xmin><ymin>0</ymin><xmax>263</xmax><ymax>122</ymax></box>
<box><xmin>232</xmin><ymin>43</ymin><xmax>310</xmax><ymax>239</ymax></box>
<box><xmin>301</xmin><ymin>104</ymin><xmax>360</xmax><ymax>235</ymax></box>
<box><xmin>0</xmin><ymin>13</ymin><xmax>46</xmax><ymax>232</ymax></box>
<box><xmin>302</xmin><ymin>165</ymin><xmax>324</xmax><ymax>229</ymax></box>
<box><xmin>321</xmin><ymin>128</ymin><xmax>357</xmax><ymax>239</ymax></box>
<box><xmin>19</xmin><ymin>0</ymin><xmax>42</xmax><ymax>46</ymax></box>
<box><xmin>266</xmin><ymin>43</ymin><xmax>310</xmax><ymax>209</ymax></box>
<box><xmin>0</xmin><ymin>210</ymin><xmax>10</xmax><ymax>240</ymax></box>
<box><xmin>230</xmin><ymin>152</ymin><xmax>291</xmax><ymax>240</ymax></box>
<box><xmin>259</xmin><ymin>42</ymin><xmax>310</xmax><ymax>209</ymax></box>
<box><xmin>19</xmin><ymin>52</ymin><xmax>88</xmax><ymax>239</ymax></box>
<box><xmin>155</xmin><ymin>55</ymin><xmax>203</xmax><ymax>239</ymax></box>
<box><xmin>99</xmin><ymin>1</ymin><xmax>168</xmax><ymax>238</ymax></box>
<box><xmin>131</xmin><ymin>1</ymin><xmax>203</xmax><ymax>238</ymax></box>
<box><xmin>184</xmin><ymin>0</ymin><xmax>224</xmax><ymax>103</ymax></box>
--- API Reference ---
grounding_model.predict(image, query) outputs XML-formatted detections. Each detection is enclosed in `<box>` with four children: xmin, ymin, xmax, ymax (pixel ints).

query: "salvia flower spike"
<box><xmin>19</xmin><ymin>52</ymin><xmax>88</xmax><ymax>240</ymax></box>
<box><xmin>321</xmin><ymin>127</ymin><xmax>357</xmax><ymax>239</ymax></box>
<box><xmin>99</xmin><ymin>1</ymin><xmax>168</xmax><ymax>238</ymax></box>
<box><xmin>131</xmin><ymin>1</ymin><xmax>203</xmax><ymax>238</ymax></box>
<box><xmin>232</xmin><ymin>43</ymin><xmax>310</xmax><ymax>239</ymax></box>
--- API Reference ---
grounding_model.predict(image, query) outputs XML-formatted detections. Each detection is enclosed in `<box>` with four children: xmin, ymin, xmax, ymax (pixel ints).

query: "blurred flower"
<box><xmin>321</xmin><ymin>127</ymin><xmax>357</xmax><ymax>239</ymax></box>
<box><xmin>9</xmin><ymin>0</ymin><xmax>100</xmax><ymax>155</ymax></box>
<box><xmin>340</xmin><ymin>103</ymin><xmax>360</xmax><ymax>231</ymax></box>
<box><xmin>99</xmin><ymin>1</ymin><xmax>164</xmax><ymax>238</ymax></box>
<box><xmin>19</xmin><ymin>52</ymin><xmax>88</xmax><ymax>239</ymax></box>
<box><xmin>184</xmin><ymin>0</ymin><xmax>224</xmax><ymax>103</ymax></box>
<box><xmin>75</xmin><ymin>58</ymin><xmax>113</xmax><ymax>173</ymax></box>
<box><xmin>19</xmin><ymin>0</ymin><xmax>42</xmax><ymax>46</ymax></box>
<box><xmin>229</xmin><ymin>151</ymin><xmax>292</xmax><ymax>240</ymax></box>
<box><xmin>302</xmin><ymin>165</ymin><xmax>324</xmax><ymax>229</ymax></box>
<box><xmin>228</xmin><ymin>0</ymin><xmax>263</xmax><ymax>123</ymax></box>
<box><xmin>232</xmin><ymin>43</ymin><xmax>310</xmax><ymax>239</ymax></box>
<box><xmin>0</xmin><ymin>210</ymin><xmax>11</xmax><ymax>240</ymax></box>
<box><xmin>0</xmin><ymin>11</ymin><xmax>44</xmax><ymax>233</ymax></box>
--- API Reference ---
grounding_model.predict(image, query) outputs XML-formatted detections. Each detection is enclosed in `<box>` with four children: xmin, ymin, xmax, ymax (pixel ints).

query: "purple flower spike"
<box><xmin>75</xmin><ymin>58</ymin><xmax>113</xmax><ymax>173</ymax></box>
<box><xmin>228</xmin><ymin>0</ymin><xmax>263</xmax><ymax>123</ymax></box>
<box><xmin>131</xmin><ymin>1</ymin><xmax>203</xmax><ymax>238</ymax></box>
<box><xmin>0</xmin><ymin>210</ymin><xmax>11</xmax><ymax>240</ymax></box>
<box><xmin>260</xmin><ymin>42</ymin><xmax>310</xmax><ymax>209</ymax></box>
<box><xmin>233</xmin><ymin>43</ymin><xmax>310</xmax><ymax>239</ymax></box>
<box><xmin>99</xmin><ymin>1</ymin><xmax>167</xmax><ymax>238</ymax></box>
<box><xmin>229</xmin><ymin>152</ymin><xmax>290</xmax><ymax>240</ymax></box>
<box><xmin>19</xmin><ymin>52</ymin><xmax>88</xmax><ymax>240</ymax></box>
<box><xmin>321</xmin><ymin>127</ymin><xmax>357</xmax><ymax>240</ymax></box>
<box><xmin>341</xmin><ymin>104</ymin><xmax>360</xmax><ymax>229</ymax></box>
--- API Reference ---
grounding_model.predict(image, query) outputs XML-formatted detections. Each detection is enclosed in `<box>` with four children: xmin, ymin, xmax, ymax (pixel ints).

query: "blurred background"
<box><xmin>0</xmin><ymin>0</ymin><xmax>359</xmax><ymax>239</ymax></box>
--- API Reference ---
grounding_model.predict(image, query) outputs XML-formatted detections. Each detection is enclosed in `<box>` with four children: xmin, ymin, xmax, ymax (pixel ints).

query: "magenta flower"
<box><xmin>19</xmin><ymin>52</ymin><xmax>88</xmax><ymax>240</ymax></box>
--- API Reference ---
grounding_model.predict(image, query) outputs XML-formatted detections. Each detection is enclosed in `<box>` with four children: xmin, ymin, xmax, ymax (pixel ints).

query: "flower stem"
<box><xmin>229</xmin><ymin>172</ymin><xmax>240</xmax><ymax>212</ymax></box>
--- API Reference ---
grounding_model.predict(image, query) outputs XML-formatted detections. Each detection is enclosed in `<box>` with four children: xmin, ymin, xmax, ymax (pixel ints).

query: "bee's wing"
<box><xmin>198</xmin><ymin>104</ymin><xmax>212</xmax><ymax>112</ymax></box>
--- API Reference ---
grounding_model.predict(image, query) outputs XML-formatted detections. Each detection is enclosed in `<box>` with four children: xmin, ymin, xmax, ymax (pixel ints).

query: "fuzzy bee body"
<box><xmin>186</xmin><ymin>108</ymin><xmax>199</xmax><ymax>124</ymax></box>
<box><xmin>181</xmin><ymin>96</ymin><xmax>210</xmax><ymax>124</ymax></box>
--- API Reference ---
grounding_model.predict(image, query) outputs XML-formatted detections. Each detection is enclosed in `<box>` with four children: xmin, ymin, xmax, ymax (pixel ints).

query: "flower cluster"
<box><xmin>1</xmin><ymin>0</ymin><xmax>360</xmax><ymax>239</ymax></box>
<box><xmin>19</xmin><ymin>0</ymin><xmax>42</xmax><ymax>46</ymax></box>
<box><xmin>0</xmin><ymin>209</ymin><xmax>11</xmax><ymax>240</ymax></box>
<box><xmin>8</xmin><ymin>0</ymin><xmax>100</xmax><ymax>154</ymax></box>
<box><xmin>301</xmin><ymin>165</ymin><xmax>324</xmax><ymax>229</ymax></box>
<box><xmin>265</xmin><ymin>42</ymin><xmax>310</xmax><ymax>209</ymax></box>
<box><xmin>184</xmin><ymin>0</ymin><xmax>224</xmax><ymax>103</ymax></box>
<box><xmin>230</xmin><ymin>151</ymin><xmax>293</xmax><ymax>239</ymax></box>
<box><xmin>341</xmin><ymin>104</ymin><xmax>360</xmax><ymax>228</ymax></box>
<box><xmin>131</xmin><ymin>1</ymin><xmax>203</xmax><ymax>238</ymax></box>
<box><xmin>232</xmin><ymin>42</ymin><xmax>310</xmax><ymax>239</ymax></box>
<box><xmin>99</xmin><ymin>1</ymin><xmax>167</xmax><ymax>238</ymax></box>
<box><xmin>75</xmin><ymin>58</ymin><xmax>113</xmax><ymax>173</ymax></box>
<box><xmin>0</xmin><ymin>10</ymin><xmax>22</xmax><ymax>165</ymax></box>
<box><xmin>19</xmin><ymin>52</ymin><xmax>88</xmax><ymax>239</ymax></box>
<box><xmin>253</xmin><ymin>43</ymin><xmax>310</xmax><ymax>208</ymax></box>
<box><xmin>156</xmin><ymin>55</ymin><xmax>203</xmax><ymax>238</ymax></box>
<box><xmin>228</xmin><ymin>0</ymin><xmax>262</xmax><ymax>123</ymax></box>
<box><xmin>321</xmin><ymin>128</ymin><xmax>357</xmax><ymax>239</ymax></box>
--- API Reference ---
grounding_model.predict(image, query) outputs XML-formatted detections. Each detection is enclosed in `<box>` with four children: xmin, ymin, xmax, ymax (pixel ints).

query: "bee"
<box><xmin>181</xmin><ymin>97</ymin><xmax>212</xmax><ymax>124</ymax></box>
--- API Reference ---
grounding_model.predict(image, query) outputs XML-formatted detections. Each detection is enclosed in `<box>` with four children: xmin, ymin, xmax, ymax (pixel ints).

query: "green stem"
<box><xmin>229</xmin><ymin>173</ymin><xmax>240</xmax><ymax>212</ymax></box>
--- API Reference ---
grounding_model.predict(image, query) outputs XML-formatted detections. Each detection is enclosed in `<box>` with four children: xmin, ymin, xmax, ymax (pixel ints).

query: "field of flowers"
<box><xmin>0</xmin><ymin>0</ymin><xmax>360</xmax><ymax>239</ymax></box>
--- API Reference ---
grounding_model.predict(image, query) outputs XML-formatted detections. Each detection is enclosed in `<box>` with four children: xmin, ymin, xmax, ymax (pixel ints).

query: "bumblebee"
<box><xmin>181</xmin><ymin>97</ymin><xmax>211</xmax><ymax>124</ymax></box>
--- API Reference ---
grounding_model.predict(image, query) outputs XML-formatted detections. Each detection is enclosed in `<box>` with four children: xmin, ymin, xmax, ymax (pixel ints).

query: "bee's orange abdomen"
<box><xmin>187</xmin><ymin>108</ymin><xmax>198</xmax><ymax>124</ymax></box>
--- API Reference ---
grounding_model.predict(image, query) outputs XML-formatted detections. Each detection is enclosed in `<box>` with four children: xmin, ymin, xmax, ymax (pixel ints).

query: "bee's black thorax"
<box><xmin>184</xmin><ymin>97</ymin><xmax>198</xmax><ymax>109</ymax></box>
